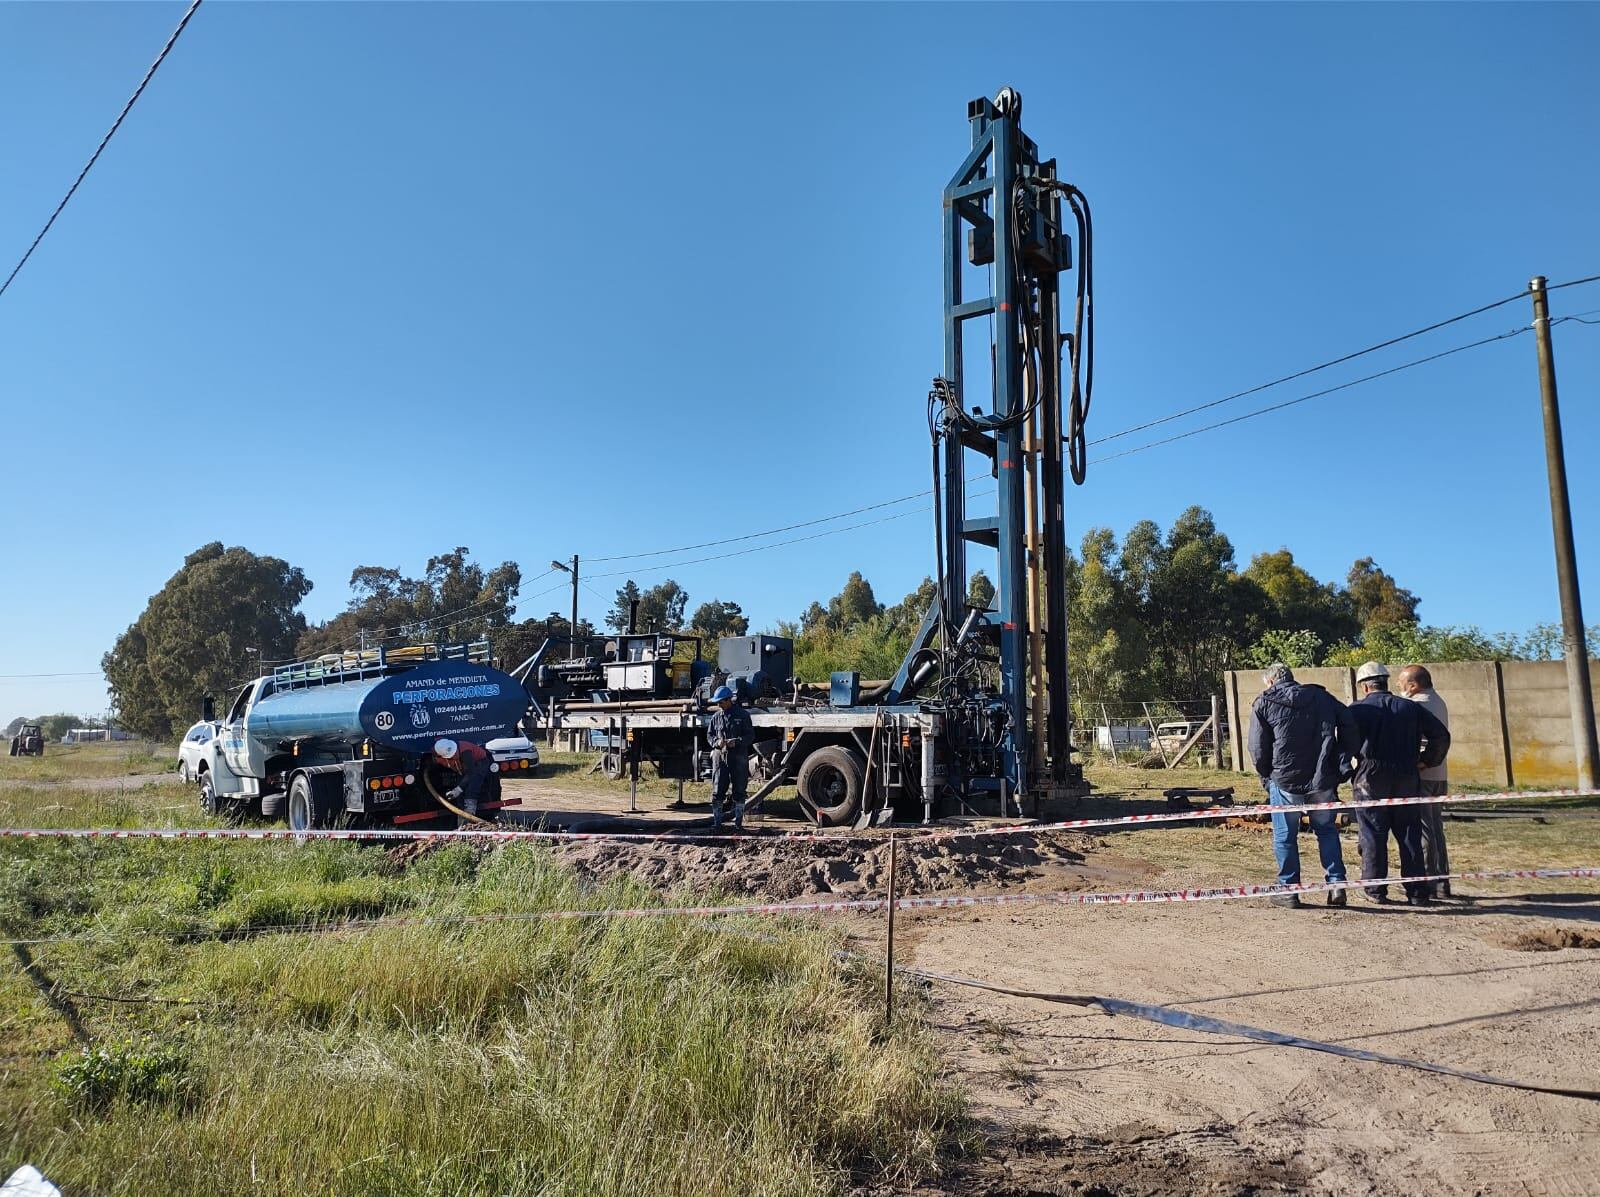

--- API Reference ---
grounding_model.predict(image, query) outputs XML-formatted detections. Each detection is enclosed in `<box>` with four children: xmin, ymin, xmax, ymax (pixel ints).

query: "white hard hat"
<box><xmin>433</xmin><ymin>738</ymin><xmax>459</xmax><ymax>760</ymax></box>
<box><xmin>1355</xmin><ymin>661</ymin><xmax>1389</xmax><ymax>683</ymax></box>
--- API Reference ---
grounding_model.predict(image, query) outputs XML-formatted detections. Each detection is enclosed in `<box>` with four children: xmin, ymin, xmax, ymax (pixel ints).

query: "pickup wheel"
<box><xmin>197</xmin><ymin>771</ymin><xmax>220</xmax><ymax>817</ymax></box>
<box><xmin>796</xmin><ymin>745</ymin><xmax>866</xmax><ymax>827</ymax></box>
<box><xmin>287</xmin><ymin>774</ymin><xmax>343</xmax><ymax>833</ymax></box>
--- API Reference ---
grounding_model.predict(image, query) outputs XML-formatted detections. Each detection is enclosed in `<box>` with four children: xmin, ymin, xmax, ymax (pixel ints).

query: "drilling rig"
<box><xmin>531</xmin><ymin>87</ymin><xmax>1095</xmax><ymax>823</ymax></box>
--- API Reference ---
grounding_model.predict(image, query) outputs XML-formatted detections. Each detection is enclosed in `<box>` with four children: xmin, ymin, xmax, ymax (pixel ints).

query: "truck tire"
<box><xmin>287</xmin><ymin>773</ymin><xmax>342</xmax><ymax>832</ymax></box>
<box><xmin>260</xmin><ymin>792</ymin><xmax>285</xmax><ymax>819</ymax></box>
<box><xmin>796</xmin><ymin>745</ymin><xmax>866</xmax><ymax>827</ymax></box>
<box><xmin>197</xmin><ymin>771</ymin><xmax>220</xmax><ymax>817</ymax></box>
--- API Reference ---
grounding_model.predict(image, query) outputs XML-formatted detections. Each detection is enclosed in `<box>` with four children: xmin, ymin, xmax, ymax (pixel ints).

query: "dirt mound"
<box><xmin>1490</xmin><ymin>926</ymin><xmax>1600</xmax><ymax>952</ymax></box>
<box><xmin>554</xmin><ymin>831</ymin><xmax>1097</xmax><ymax>903</ymax></box>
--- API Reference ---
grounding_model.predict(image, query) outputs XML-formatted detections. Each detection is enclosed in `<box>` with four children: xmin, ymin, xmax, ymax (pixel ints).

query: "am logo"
<box><xmin>410</xmin><ymin>707</ymin><xmax>431</xmax><ymax>730</ymax></box>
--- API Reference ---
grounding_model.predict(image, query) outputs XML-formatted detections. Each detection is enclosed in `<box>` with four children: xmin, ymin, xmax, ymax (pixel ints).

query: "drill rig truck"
<box><xmin>526</xmin><ymin>88</ymin><xmax>1096</xmax><ymax>827</ymax></box>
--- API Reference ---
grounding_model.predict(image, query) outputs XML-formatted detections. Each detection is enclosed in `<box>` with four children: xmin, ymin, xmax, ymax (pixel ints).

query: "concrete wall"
<box><xmin>1224</xmin><ymin>659</ymin><xmax>1599</xmax><ymax>788</ymax></box>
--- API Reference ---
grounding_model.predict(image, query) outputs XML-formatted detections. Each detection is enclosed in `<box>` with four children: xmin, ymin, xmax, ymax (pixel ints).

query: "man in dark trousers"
<box><xmin>1349</xmin><ymin>662</ymin><xmax>1452</xmax><ymax>906</ymax></box>
<box><xmin>708</xmin><ymin>685</ymin><xmax>753</xmax><ymax>830</ymax></box>
<box><xmin>1399</xmin><ymin>664</ymin><xmax>1452</xmax><ymax>898</ymax></box>
<box><xmin>1248</xmin><ymin>663</ymin><xmax>1360</xmax><ymax>908</ymax></box>
<box><xmin>432</xmin><ymin>737</ymin><xmax>498</xmax><ymax>818</ymax></box>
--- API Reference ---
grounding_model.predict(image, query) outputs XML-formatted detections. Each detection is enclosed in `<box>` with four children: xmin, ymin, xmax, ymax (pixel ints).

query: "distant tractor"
<box><xmin>8</xmin><ymin>724</ymin><xmax>44</xmax><ymax>757</ymax></box>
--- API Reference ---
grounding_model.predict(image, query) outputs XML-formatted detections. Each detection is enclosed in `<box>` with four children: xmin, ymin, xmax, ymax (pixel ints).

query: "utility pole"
<box><xmin>551</xmin><ymin>555</ymin><xmax>580</xmax><ymax>659</ymax></box>
<box><xmin>1530</xmin><ymin>276</ymin><xmax>1598</xmax><ymax>790</ymax></box>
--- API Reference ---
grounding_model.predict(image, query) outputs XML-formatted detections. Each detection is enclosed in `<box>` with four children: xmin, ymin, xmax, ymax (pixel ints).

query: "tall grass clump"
<box><xmin>1</xmin><ymin>842</ymin><xmax>962</xmax><ymax>1197</ymax></box>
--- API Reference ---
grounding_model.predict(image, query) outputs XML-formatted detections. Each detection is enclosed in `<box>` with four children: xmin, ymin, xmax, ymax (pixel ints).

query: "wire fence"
<box><xmin>1071</xmin><ymin>697</ymin><xmax>1227</xmax><ymax>768</ymax></box>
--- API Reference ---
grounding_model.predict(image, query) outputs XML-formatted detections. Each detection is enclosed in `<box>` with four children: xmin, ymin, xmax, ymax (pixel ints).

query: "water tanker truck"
<box><xmin>192</xmin><ymin>641</ymin><xmax>537</xmax><ymax>830</ymax></box>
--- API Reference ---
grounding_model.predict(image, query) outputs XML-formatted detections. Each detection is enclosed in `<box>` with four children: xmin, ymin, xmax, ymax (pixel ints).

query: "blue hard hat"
<box><xmin>712</xmin><ymin>685</ymin><xmax>734</xmax><ymax>702</ymax></box>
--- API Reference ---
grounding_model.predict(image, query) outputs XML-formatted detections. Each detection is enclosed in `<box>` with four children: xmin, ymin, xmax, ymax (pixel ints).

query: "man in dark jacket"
<box><xmin>432</xmin><ymin>737</ymin><xmax>499</xmax><ymax>820</ymax></box>
<box><xmin>708</xmin><ymin>685</ymin><xmax>753</xmax><ymax>830</ymax></box>
<box><xmin>1248</xmin><ymin>664</ymin><xmax>1360</xmax><ymax>908</ymax></box>
<box><xmin>1348</xmin><ymin>662</ymin><xmax>1452</xmax><ymax>906</ymax></box>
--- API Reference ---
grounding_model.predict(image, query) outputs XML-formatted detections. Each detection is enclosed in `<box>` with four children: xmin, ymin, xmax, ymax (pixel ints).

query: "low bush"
<box><xmin>53</xmin><ymin>1040</ymin><xmax>195</xmax><ymax>1113</ymax></box>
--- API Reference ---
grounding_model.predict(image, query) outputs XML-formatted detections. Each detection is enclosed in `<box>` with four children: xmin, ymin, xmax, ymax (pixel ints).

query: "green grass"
<box><xmin>0</xmin><ymin>758</ymin><xmax>962</xmax><ymax>1195</ymax></box>
<box><xmin>0</xmin><ymin>777</ymin><xmax>208</xmax><ymax>832</ymax></box>
<box><xmin>0</xmin><ymin>740</ymin><xmax>172</xmax><ymax>784</ymax></box>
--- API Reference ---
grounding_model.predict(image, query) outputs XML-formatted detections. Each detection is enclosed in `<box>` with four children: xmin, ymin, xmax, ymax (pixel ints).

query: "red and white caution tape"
<box><xmin>5</xmin><ymin>866</ymin><xmax>1595</xmax><ymax>946</ymax></box>
<box><xmin>0</xmin><ymin>788</ymin><xmax>1591</xmax><ymax>846</ymax></box>
<box><xmin>932</xmin><ymin>788</ymin><xmax>1598</xmax><ymax>841</ymax></box>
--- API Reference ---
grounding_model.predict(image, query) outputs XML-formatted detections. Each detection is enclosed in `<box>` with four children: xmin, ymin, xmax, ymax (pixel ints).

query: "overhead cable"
<box><xmin>586</xmin><ymin>493</ymin><xmax>997</xmax><ymax>581</ymax></box>
<box><xmin>0</xmin><ymin>671</ymin><xmax>103</xmax><ymax>679</ymax></box>
<box><xmin>1091</xmin><ymin>271</ymin><xmax>1600</xmax><ymax>448</ymax></box>
<box><xmin>584</xmin><ymin>490</ymin><xmax>932</xmax><ymax>562</ymax></box>
<box><xmin>580</xmin><ymin>274</ymin><xmax>1599</xmax><ymax>574</ymax></box>
<box><xmin>1095</xmin><ymin>318</ymin><xmax>1599</xmax><ymax>465</ymax></box>
<box><xmin>0</xmin><ymin>0</ymin><xmax>205</xmax><ymax>301</ymax></box>
<box><xmin>1088</xmin><ymin>287</ymin><xmax>1531</xmax><ymax>447</ymax></box>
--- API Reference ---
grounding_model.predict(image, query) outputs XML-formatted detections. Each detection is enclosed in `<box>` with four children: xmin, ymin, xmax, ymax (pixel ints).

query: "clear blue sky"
<box><xmin>2</xmin><ymin>2</ymin><xmax>1597</xmax><ymax>719</ymax></box>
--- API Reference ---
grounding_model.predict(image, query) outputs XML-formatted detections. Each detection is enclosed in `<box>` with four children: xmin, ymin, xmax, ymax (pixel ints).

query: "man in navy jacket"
<box><xmin>1349</xmin><ymin>661</ymin><xmax>1451</xmax><ymax>905</ymax></box>
<box><xmin>1248</xmin><ymin>664</ymin><xmax>1360</xmax><ymax>908</ymax></box>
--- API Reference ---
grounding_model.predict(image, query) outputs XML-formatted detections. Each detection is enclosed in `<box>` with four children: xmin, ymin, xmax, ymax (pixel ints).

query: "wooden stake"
<box><xmin>885</xmin><ymin>831</ymin><xmax>898</xmax><ymax>1027</ymax></box>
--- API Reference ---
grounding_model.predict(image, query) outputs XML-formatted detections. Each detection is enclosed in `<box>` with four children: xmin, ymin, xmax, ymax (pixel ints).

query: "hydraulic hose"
<box><xmin>423</xmin><ymin>761</ymin><xmax>493</xmax><ymax>827</ymax></box>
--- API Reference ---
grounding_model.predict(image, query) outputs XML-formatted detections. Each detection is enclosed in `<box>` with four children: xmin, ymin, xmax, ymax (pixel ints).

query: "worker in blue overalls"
<box><xmin>708</xmin><ymin>685</ymin><xmax>752</xmax><ymax>830</ymax></box>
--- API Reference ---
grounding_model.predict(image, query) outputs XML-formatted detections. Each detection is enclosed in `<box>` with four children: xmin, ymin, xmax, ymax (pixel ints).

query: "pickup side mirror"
<box><xmin>202</xmin><ymin>696</ymin><xmax>215</xmax><ymax>722</ymax></box>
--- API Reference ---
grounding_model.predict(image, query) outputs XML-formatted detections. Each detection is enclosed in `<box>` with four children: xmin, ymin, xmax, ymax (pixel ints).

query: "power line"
<box><xmin>1089</xmin><ymin>288</ymin><xmax>1530</xmax><ymax>448</ymax></box>
<box><xmin>576</xmin><ymin>275</ymin><xmax>1600</xmax><ymax>575</ymax></box>
<box><xmin>0</xmin><ymin>0</ymin><xmax>205</xmax><ymax>301</ymax></box>
<box><xmin>1093</xmin><ymin>323</ymin><xmax>1541</xmax><ymax>465</ymax></box>
<box><xmin>319</xmin><ymin>568</ymin><xmax>560</xmax><ymax>653</ymax></box>
<box><xmin>577</xmin><ymin>296</ymin><xmax>1589</xmax><ymax>573</ymax></box>
<box><xmin>1550</xmin><ymin>273</ymin><xmax>1600</xmax><ymax>294</ymax></box>
<box><xmin>584</xmin><ymin>490</ymin><xmax>932</xmax><ymax>563</ymax></box>
<box><xmin>0</xmin><ymin>671</ymin><xmax>103</xmax><ymax>679</ymax></box>
<box><xmin>587</xmin><ymin>494</ymin><xmax>997</xmax><ymax>581</ymax></box>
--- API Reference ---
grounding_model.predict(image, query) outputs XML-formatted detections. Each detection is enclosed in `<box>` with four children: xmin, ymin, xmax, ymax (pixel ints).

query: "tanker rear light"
<box><xmin>902</xmin><ymin>734</ymin><xmax>912</xmax><ymax>748</ymax></box>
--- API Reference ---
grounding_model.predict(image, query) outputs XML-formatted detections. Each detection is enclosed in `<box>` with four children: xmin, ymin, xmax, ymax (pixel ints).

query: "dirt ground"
<box><xmin>899</xmin><ymin>892</ymin><xmax>1600</xmax><ymax>1197</ymax></box>
<box><xmin>504</xmin><ymin>770</ymin><xmax>1600</xmax><ymax>1197</ymax></box>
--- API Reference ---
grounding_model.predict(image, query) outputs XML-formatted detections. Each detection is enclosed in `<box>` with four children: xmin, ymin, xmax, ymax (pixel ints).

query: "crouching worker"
<box><xmin>1248</xmin><ymin>663</ymin><xmax>1359</xmax><ymax>909</ymax></box>
<box><xmin>708</xmin><ymin>685</ymin><xmax>752</xmax><ymax>830</ymax></box>
<box><xmin>431</xmin><ymin>737</ymin><xmax>496</xmax><ymax>819</ymax></box>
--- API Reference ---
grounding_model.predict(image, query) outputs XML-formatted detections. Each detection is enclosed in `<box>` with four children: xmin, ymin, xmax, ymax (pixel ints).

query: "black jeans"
<box><xmin>711</xmin><ymin>749</ymin><xmax>748</xmax><ymax>826</ymax></box>
<box><xmin>1357</xmin><ymin>805</ymin><xmax>1426</xmax><ymax>900</ymax></box>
